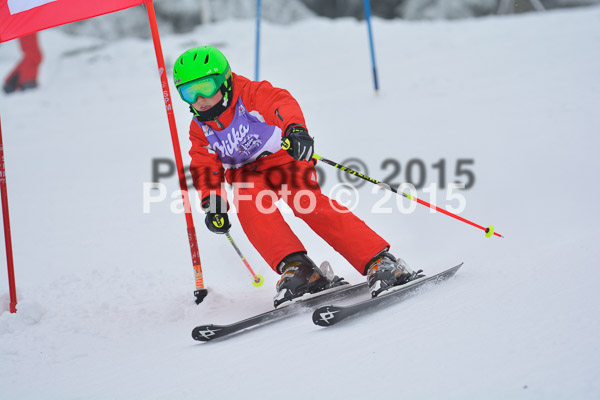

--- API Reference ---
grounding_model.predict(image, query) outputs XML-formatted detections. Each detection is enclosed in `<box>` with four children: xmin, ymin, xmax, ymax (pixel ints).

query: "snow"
<box><xmin>1</xmin><ymin>6</ymin><xmax>600</xmax><ymax>399</ymax></box>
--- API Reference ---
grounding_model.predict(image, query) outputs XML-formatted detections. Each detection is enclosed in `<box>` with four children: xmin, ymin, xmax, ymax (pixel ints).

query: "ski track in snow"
<box><xmin>1</xmin><ymin>7</ymin><xmax>600</xmax><ymax>399</ymax></box>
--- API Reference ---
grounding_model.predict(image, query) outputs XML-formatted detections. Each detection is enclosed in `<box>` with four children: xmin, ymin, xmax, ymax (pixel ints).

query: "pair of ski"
<box><xmin>192</xmin><ymin>263</ymin><xmax>463</xmax><ymax>342</ymax></box>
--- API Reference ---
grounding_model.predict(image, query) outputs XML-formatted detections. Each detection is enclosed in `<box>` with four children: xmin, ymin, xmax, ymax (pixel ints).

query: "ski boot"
<box><xmin>3</xmin><ymin>72</ymin><xmax>37</xmax><ymax>94</ymax></box>
<box><xmin>274</xmin><ymin>252</ymin><xmax>347</xmax><ymax>308</ymax></box>
<box><xmin>366</xmin><ymin>251</ymin><xmax>424</xmax><ymax>298</ymax></box>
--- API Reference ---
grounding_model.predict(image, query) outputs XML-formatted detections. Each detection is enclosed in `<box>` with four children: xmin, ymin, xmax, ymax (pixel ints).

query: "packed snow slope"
<box><xmin>1</xmin><ymin>6</ymin><xmax>599</xmax><ymax>400</ymax></box>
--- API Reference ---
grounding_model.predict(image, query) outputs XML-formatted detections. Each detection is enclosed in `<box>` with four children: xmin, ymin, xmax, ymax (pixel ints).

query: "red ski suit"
<box><xmin>188</xmin><ymin>73</ymin><xmax>388</xmax><ymax>274</ymax></box>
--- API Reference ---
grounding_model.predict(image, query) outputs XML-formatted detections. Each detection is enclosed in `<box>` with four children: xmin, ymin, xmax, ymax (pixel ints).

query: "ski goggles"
<box><xmin>176</xmin><ymin>69</ymin><xmax>231</xmax><ymax>104</ymax></box>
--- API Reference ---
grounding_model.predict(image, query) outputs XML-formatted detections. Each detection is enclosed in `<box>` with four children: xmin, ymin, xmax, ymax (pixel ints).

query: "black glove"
<box><xmin>205</xmin><ymin>213</ymin><xmax>231</xmax><ymax>234</ymax></box>
<box><xmin>282</xmin><ymin>124</ymin><xmax>314</xmax><ymax>161</ymax></box>
<box><xmin>201</xmin><ymin>195</ymin><xmax>231</xmax><ymax>234</ymax></box>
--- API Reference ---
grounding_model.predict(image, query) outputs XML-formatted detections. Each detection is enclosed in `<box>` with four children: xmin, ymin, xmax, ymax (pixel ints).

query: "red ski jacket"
<box><xmin>188</xmin><ymin>73</ymin><xmax>307</xmax><ymax>200</ymax></box>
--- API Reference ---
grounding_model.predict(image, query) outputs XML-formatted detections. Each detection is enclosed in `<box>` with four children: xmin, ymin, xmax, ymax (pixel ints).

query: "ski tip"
<box><xmin>312</xmin><ymin>305</ymin><xmax>344</xmax><ymax>327</ymax></box>
<box><xmin>448</xmin><ymin>263</ymin><xmax>463</xmax><ymax>275</ymax></box>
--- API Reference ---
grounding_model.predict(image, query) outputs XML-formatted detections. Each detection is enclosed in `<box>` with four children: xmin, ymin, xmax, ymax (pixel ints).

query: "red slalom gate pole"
<box><xmin>145</xmin><ymin>1</ymin><xmax>207</xmax><ymax>304</ymax></box>
<box><xmin>313</xmin><ymin>153</ymin><xmax>503</xmax><ymax>239</ymax></box>
<box><xmin>0</xmin><ymin>115</ymin><xmax>18</xmax><ymax>313</ymax></box>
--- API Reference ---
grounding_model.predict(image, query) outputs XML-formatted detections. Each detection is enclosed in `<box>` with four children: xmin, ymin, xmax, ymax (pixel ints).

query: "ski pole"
<box><xmin>225</xmin><ymin>232</ymin><xmax>264</xmax><ymax>287</ymax></box>
<box><xmin>313</xmin><ymin>154</ymin><xmax>503</xmax><ymax>238</ymax></box>
<box><xmin>146</xmin><ymin>2</ymin><xmax>207</xmax><ymax>304</ymax></box>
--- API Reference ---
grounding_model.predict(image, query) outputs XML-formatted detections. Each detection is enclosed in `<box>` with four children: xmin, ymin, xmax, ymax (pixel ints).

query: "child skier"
<box><xmin>173</xmin><ymin>46</ymin><xmax>421</xmax><ymax>307</ymax></box>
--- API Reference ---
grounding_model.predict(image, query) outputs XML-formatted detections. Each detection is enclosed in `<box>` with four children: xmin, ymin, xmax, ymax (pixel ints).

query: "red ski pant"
<box><xmin>5</xmin><ymin>33</ymin><xmax>42</xmax><ymax>84</ymax></box>
<box><xmin>227</xmin><ymin>161</ymin><xmax>389</xmax><ymax>275</ymax></box>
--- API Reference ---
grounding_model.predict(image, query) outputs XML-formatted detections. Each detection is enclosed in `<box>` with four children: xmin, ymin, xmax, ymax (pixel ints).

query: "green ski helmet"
<box><xmin>173</xmin><ymin>46</ymin><xmax>233</xmax><ymax>121</ymax></box>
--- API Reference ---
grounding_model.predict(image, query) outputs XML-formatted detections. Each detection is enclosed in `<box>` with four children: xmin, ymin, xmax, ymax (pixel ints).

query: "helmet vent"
<box><xmin>204</xmin><ymin>55</ymin><xmax>209</xmax><ymax>64</ymax></box>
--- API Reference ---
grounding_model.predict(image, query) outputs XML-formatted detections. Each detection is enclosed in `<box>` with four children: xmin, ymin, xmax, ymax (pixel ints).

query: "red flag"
<box><xmin>0</xmin><ymin>0</ymin><xmax>148</xmax><ymax>42</ymax></box>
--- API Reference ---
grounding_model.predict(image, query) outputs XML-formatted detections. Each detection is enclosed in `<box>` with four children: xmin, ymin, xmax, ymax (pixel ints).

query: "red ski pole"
<box><xmin>313</xmin><ymin>154</ymin><xmax>503</xmax><ymax>238</ymax></box>
<box><xmin>226</xmin><ymin>232</ymin><xmax>264</xmax><ymax>287</ymax></box>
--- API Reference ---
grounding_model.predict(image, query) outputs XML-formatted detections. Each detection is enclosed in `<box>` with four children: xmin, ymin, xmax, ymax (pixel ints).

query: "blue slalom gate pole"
<box><xmin>254</xmin><ymin>0</ymin><xmax>262</xmax><ymax>81</ymax></box>
<box><xmin>363</xmin><ymin>0</ymin><xmax>379</xmax><ymax>93</ymax></box>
